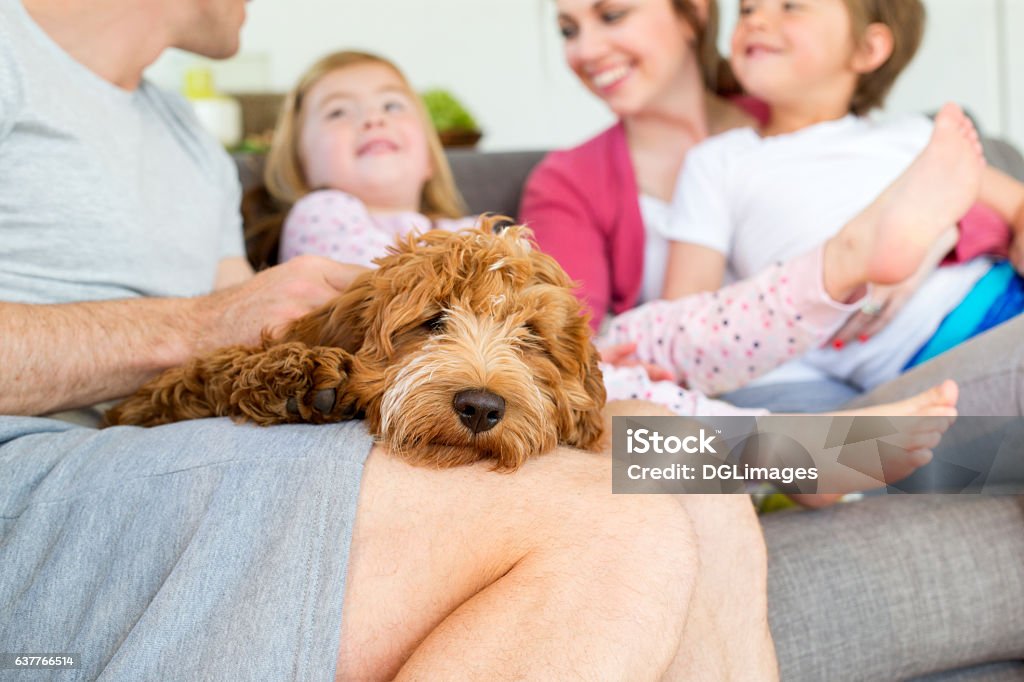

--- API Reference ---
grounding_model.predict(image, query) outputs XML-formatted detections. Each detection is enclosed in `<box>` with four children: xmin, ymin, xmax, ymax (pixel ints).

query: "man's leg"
<box><xmin>667</xmin><ymin>494</ymin><xmax>777</xmax><ymax>679</ymax></box>
<box><xmin>603</xmin><ymin>400</ymin><xmax>778</xmax><ymax>680</ymax></box>
<box><xmin>336</xmin><ymin>446</ymin><xmax>695</xmax><ymax>680</ymax></box>
<box><xmin>336</xmin><ymin>441</ymin><xmax>777</xmax><ymax>680</ymax></box>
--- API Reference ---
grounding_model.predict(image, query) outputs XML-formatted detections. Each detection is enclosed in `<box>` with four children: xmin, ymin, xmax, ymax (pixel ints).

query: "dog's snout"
<box><xmin>453</xmin><ymin>389</ymin><xmax>506</xmax><ymax>434</ymax></box>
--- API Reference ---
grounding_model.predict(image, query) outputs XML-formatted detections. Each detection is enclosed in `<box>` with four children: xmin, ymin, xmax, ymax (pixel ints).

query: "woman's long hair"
<box><xmin>672</xmin><ymin>0</ymin><xmax>742</xmax><ymax>96</ymax></box>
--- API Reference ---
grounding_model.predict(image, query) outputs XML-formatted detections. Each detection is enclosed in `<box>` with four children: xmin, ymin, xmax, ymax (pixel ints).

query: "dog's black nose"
<box><xmin>453</xmin><ymin>389</ymin><xmax>506</xmax><ymax>434</ymax></box>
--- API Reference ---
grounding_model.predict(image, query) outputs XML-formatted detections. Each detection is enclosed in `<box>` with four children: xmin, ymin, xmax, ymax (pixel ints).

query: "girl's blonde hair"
<box><xmin>263</xmin><ymin>50</ymin><xmax>467</xmax><ymax>219</ymax></box>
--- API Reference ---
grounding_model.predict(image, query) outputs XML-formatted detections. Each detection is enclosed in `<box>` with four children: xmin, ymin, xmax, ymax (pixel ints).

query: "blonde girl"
<box><xmin>250</xmin><ymin>50</ymin><xmax>474</xmax><ymax>268</ymax></box>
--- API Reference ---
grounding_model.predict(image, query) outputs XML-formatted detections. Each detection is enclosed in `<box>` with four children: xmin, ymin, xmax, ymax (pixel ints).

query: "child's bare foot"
<box><xmin>825</xmin><ymin>103</ymin><xmax>985</xmax><ymax>299</ymax></box>
<box><xmin>788</xmin><ymin>380</ymin><xmax>959</xmax><ymax>507</ymax></box>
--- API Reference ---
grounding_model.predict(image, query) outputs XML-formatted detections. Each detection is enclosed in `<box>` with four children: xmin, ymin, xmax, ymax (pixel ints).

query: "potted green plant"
<box><xmin>421</xmin><ymin>89</ymin><xmax>483</xmax><ymax>148</ymax></box>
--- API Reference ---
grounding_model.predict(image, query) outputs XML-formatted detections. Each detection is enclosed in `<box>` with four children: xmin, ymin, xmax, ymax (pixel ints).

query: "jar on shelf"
<box><xmin>183</xmin><ymin>66</ymin><xmax>243</xmax><ymax>148</ymax></box>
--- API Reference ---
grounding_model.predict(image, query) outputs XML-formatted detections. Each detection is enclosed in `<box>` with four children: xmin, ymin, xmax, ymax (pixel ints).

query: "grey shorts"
<box><xmin>0</xmin><ymin>416</ymin><xmax>373</xmax><ymax>681</ymax></box>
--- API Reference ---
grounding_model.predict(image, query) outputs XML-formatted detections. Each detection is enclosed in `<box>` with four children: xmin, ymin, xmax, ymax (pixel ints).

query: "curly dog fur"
<box><xmin>106</xmin><ymin>217</ymin><xmax>607</xmax><ymax>470</ymax></box>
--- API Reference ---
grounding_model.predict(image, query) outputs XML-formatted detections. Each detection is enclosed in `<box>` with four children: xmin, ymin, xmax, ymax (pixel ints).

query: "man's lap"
<box><xmin>0</xmin><ymin>416</ymin><xmax>372</xmax><ymax>681</ymax></box>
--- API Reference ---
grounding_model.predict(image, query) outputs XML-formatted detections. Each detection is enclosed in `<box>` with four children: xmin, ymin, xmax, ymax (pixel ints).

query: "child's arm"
<box><xmin>602</xmin><ymin>246</ymin><xmax>864</xmax><ymax>396</ymax></box>
<box><xmin>660</xmin><ymin>141</ymin><xmax>734</xmax><ymax>300</ymax></box>
<box><xmin>978</xmin><ymin>166</ymin><xmax>1024</xmax><ymax>272</ymax></box>
<box><xmin>600</xmin><ymin>363</ymin><xmax>768</xmax><ymax>417</ymax></box>
<box><xmin>661</xmin><ymin>241</ymin><xmax>727</xmax><ymax>299</ymax></box>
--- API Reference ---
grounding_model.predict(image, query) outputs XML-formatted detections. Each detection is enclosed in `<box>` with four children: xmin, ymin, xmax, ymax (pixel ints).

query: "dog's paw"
<box><xmin>286</xmin><ymin>388</ymin><xmax>337</xmax><ymax>418</ymax></box>
<box><xmin>104</xmin><ymin>395</ymin><xmax>160</xmax><ymax>427</ymax></box>
<box><xmin>232</xmin><ymin>344</ymin><xmax>353</xmax><ymax>425</ymax></box>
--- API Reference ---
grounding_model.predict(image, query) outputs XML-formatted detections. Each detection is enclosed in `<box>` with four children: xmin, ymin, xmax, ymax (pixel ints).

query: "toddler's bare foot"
<box><xmin>789</xmin><ymin>380</ymin><xmax>959</xmax><ymax>507</ymax></box>
<box><xmin>825</xmin><ymin>103</ymin><xmax>985</xmax><ymax>299</ymax></box>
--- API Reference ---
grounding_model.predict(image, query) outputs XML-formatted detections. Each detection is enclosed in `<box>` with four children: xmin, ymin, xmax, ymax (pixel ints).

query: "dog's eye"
<box><xmin>422</xmin><ymin>313</ymin><xmax>446</xmax><ymax>333</ymax></box>
<box><xmin>490</xmin><ymin>217</ymin><xmax>516</xmax><ymax>235</ymax></box>
<box><xmin>521</xmin><ymin>322</ymin><xmax>547</xmax><ymax>349</ymax></box>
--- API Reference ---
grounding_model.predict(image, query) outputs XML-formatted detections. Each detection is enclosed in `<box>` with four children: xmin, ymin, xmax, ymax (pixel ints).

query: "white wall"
<box><xmin>716</xmin><ymin>0</ymin><xmax>1021</xmax><ymax>144</ymax></box>
<box><xmin>1006</xmin><ymin>0</ymin><xmax>1024</xmax><ymax>149</ymax></box>
<box><xmin>148</xmin><ymin>0</ymin><xmax>613</xmax><ymax>151</ymax></box>
<box><xmin>147</xmin><ymin>0</ymin><xmax>1024</xmax><ymax>152</ymax></box>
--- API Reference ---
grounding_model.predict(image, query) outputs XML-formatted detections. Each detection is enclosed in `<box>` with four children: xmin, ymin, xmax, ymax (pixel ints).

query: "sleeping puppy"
<box><xmin>106</xmin><ymin>216</ymin><xmax>607</xmax><ymax>470</ymax></box>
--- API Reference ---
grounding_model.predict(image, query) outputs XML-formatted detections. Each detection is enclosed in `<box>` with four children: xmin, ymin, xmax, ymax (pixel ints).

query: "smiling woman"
<box><xmin>520</xmin><ymin>0</ymin><xmax>767</xmax><ymax>329</ymax></box>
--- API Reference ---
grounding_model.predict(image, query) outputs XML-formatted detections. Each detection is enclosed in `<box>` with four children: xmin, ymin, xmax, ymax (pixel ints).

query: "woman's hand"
<box><xmin>599</xmin><ymin>342</ymin><xmax>676</xmax><ymax>382</ymax></box>
<box><xmin>828</xmin><ymin>279</ymin><xmax>920</xmax><ymax>346</ymax></box>
<box><xmin>830</xmin><ymin>227</ymin><xmax>958</xmax><ymax>346</ymax></box>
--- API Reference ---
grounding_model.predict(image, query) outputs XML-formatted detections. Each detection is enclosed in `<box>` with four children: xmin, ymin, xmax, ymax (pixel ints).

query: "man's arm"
<box><xmin>0</xmin><ymin>297</ymin><xmax>200</xmax><ymax>415</ymax></box>
<box><xmin>0</xmin><ymin>256</ymin><xmax>367</xmax><ymax>416</ymax></box>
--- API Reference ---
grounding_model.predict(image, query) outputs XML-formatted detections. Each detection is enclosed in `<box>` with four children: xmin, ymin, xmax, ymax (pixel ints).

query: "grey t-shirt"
<box><xmin>0</xmin><ymin>0</ymin><xmax>245</xmax><ymax>305</ymax></box>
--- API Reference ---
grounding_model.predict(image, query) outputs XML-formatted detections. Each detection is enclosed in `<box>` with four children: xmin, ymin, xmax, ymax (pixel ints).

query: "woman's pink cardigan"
<box><xmin>519</xmin><ymin>122</ymin><xmax>643</xmax><ymax>331</ymax></box>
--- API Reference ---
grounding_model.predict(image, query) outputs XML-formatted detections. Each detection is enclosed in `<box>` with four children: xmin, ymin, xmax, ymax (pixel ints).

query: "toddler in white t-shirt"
<box><xmin>662</xmin><ymin>0</ymin><xmax>1024</xmax><ymax>393</ymax></box>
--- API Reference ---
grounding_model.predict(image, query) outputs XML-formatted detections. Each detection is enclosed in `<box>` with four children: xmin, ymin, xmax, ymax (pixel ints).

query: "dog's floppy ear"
<box><xmin>278</xmin><ymin>270</ymin><xmax>374</xmax><ymax>353</ymax></box>
<box><xmin>528</xmin><ymin>274</ymin><xmax>606</xmax><ymax>451</ymax></box>
<box><xmin>525</xmin><ymin>239</ymin><xmax>576</xmax><ymax>290</ymax></box>
<box><xmin>561</xmin><ymin>323</ymin><xmax>607</xmax><ymax>452</ymax></box>
<box><xmin>519</xmin><ymin>241</ymin><xmax>606</xmax><ymax>450</ymax></box>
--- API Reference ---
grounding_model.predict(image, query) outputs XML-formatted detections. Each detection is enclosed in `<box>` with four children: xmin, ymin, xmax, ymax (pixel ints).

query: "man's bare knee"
<box><xmin>544</xmin><ymin>452</ymin><xmax>701</xmax><ymax>591</ymax></box>
<box><xmin>679</xmin><ymin>494</ymin><xmax>768</xmax><ymax>599</ymax></box>
<box><xmin>339</xmin><ymin>445</ymin><xmax>708</xmax><ymax>679</ymax></box>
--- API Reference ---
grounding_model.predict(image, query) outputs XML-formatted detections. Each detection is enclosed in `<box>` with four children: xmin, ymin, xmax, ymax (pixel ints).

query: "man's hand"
<box><xmin>194</xmin><ymin>256</ymin><xmax>368</xmax><ymax>353</ymax></box>
<box><xmin>0</xmin><ymin>257</ymin><xmax>368</xmax><ymax>416</ymax></box>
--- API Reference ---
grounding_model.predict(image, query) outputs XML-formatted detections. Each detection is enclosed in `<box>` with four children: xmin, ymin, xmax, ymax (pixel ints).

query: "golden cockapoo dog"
<box><xmin>106</xmin><ymin>217</ymin><xmax>607</xmax><ymax>470</ymax></box>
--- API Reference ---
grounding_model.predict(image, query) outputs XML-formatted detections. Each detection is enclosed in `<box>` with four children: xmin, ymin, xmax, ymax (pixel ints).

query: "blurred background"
<box><xmin>146</xmin><ymin>0</ymin><xmax>1024</xmax><ymax>153</ymax></box>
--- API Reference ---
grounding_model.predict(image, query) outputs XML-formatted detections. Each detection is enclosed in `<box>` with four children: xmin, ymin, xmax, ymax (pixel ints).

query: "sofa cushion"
<box><xmin>446</xmin><ymin>149</ymin><xmax>545</xmax><ymax>217</ymax></box>
<box><xmin>763</xmin><ymin>495</ymin><xmax>1024</xmax><ymax>681</ymax></box>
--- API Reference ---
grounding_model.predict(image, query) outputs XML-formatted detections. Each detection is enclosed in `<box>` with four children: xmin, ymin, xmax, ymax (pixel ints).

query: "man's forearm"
<box><xmin>1</xmin><ymin>257</ymin><xmax>367</xmax><ymax>416</ymax></box>
<box><xmin>0</xmin><ymin>298</ymin><xmax>200</xmax><ymax>415</ymax></box>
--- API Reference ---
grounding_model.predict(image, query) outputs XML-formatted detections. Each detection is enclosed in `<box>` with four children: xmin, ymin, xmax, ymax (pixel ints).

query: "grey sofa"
<box><xmin>234</xmin><ymin>140</ymin><xmax>1024</xmax><ymax>681</ymax></box>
